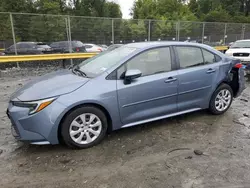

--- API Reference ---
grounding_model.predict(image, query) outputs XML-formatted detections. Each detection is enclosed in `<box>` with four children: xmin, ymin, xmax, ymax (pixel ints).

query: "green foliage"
<box><xmin>2</xmin><ymin>0</ymin><xmax>250</xmax><ymax>45</ymax></box>
<box><xmin>132</xmin><ymin>0</ymin><xmax>197</xmax><ymax>21</ymax></box>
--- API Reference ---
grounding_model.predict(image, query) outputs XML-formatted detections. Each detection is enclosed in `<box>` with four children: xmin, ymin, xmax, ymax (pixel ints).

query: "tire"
<box><xmin>61</xmin><ymin>106</ymin><xmax>108</xmax><ymax>149</ymax></box>
<box><xmin>209</xmin><ymin>83</ymin><xmax>233</xmax><ymax>115</ymax></box>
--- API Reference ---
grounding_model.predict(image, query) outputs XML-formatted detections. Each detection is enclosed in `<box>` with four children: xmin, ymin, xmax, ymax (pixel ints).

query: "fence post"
<box><xmin>241</xmin><ymin>24</ymin><xmax>245</xmax><ymax>40</ymax></box>
<box><xmin>65</xmin><ymin>18</ymin><xmax>69</xmax><ymax>43</ymax></box>
<box><xmin>111</xmin><ymin>19</ymin><xmax>114</xmax><ymax>44</ymax></box>
<box><xmin>148</xmin><ymin>20</ymin><xmax>151</xmax><ymax>41</ymax></box>
<box><xmin>9</xmin><ymin>12</ymin><xmax>19</xmax><ymax>68</ymax></box>
<box><xmin>68</xmin><ymin>15</ymin><xmax>73</xmax><ymax>66</ymax></box>
<box><xmin>224</xmin><ymin>23</ymin><xmax>227</xmax><ymax>45</ymax></box>
<box><xmin>202</xmin><ymin>22</ymin><xmax>205</xmax><ymax>44</ymax></box>
<box><xmin>176</xmin><ymin>21</ymin><xmax>180</xmax><ymax>41</ymax></box>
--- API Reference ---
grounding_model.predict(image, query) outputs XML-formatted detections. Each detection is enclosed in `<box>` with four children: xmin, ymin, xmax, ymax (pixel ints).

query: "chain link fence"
<box><xmin>1</xmin><ymin>12</ymin><xmax>250</xmax><ymax>52</ymax></box>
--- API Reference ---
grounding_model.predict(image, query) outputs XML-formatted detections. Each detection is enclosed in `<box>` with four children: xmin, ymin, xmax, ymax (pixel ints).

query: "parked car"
<box><xmin>99</xmin><ymin>44</ymin><xmax>108</xmax><ymax>49</ymax></box>
<box><xmin>50</xmin><ymin>41</ymin><xmax>87</xmax><ymax>53</ymax></box>
<box><xmin>4</xmin><ymin>42</ymin><xmax>52</xmax><ymax>55</ymax></box>
<box><xmin>83</xmin><ymin>43</ymin><xmax>104</xmax><ymax>52</ymax></box>
<box><xmin>226</xmin><ymin>40</ymin><xmax>250</xmax><ymax>64</ymax></box>
<box><xmin>107</xmin><ymin>44</ymin><xmax>123</xmax><ymax>51</ymax></box>
<box><xmin>7</xmin><ymin>42</ymin><xmax>245</xmax><ymax>149</ymax></box>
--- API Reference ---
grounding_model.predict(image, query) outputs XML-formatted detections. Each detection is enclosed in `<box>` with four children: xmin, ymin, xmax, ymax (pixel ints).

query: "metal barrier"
<box><xmin>0</xmin><ymin>46</ymin><xmax>229</xmax><ymax>64</ymax></box>
<box><xmin>0</xmin><ymin>53</ymin><xmax>97</xmax><ymax>63</ymax></box>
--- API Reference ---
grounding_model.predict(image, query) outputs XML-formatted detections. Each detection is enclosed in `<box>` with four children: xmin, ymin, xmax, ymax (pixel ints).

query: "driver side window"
<box><xmin>117</xmin><ymin>47</ymin><xmax>172</xmax><ymax>79</ymax></box>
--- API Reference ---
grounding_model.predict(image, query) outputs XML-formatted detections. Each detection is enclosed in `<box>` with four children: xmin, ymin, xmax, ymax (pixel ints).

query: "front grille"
<box><xmin>233</xmin><ymin>53</ymin><xmax>249</xmax><ymax>57</ymax></box>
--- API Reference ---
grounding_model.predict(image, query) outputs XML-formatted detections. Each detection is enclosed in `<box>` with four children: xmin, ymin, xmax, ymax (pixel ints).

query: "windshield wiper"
<box><xmin>72</xmin><ymin>65</ymin><xmax>87</xmax><ymax>77</ymax></box>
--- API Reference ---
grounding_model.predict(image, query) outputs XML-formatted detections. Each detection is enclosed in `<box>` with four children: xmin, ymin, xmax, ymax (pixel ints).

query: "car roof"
<box><xmin>17</xmin><ymin>42</ymin><xmax>36</xmax><ymax>44</ymax></box>
<box><xmin>235</xmin><ymin>39</ymin><xmax>250</xmax><ymax>42</ymax></box>
<box><xmin>83</xmin><ymin>43</ymin><xmax>97</xmax><ymax>46</ymax></box>
<box><xmin>124</xmin><ymin>41</ymin><xmax>212</xmax><ymax>49</ymax></box>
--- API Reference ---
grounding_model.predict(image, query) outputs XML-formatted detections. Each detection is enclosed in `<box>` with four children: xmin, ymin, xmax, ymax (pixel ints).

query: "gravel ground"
<box><xmin>0</xmin><ymin>72</ymin><xmax>250</xmax><ymax>188</ymax></box>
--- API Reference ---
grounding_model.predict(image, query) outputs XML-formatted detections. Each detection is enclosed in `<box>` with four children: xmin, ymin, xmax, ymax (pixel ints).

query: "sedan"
<box><xmin>83</xmin><ymin>43</ymin><xmax>104</xmax><ymax>52</ymax></box>
<box><xmin>4</xmin><ymin>42</ymin><xmax>52</xmax><ymax>55</ymax></box>
<box><xmin>50</xmin><ymin>41</ymin><xmax>87</xmax><ymax>53</ymax></box>
<box><xmin>7</xmin><ymin>42</ymin><xmax>245</xmax><ymax>149</ymax></box>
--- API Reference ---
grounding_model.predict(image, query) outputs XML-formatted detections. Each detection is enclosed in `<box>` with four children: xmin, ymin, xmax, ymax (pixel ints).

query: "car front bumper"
<box><xmin>6</xmin><ymin>100</ymin><xmax>67</xmax><ymax>145</ymax></box>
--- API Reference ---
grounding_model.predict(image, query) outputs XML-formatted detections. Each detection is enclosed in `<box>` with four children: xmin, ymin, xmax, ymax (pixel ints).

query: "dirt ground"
<box><xmin>0</xmin><ymin>73</ymin><xmax>250</xmax><ymax>188</ymax></box>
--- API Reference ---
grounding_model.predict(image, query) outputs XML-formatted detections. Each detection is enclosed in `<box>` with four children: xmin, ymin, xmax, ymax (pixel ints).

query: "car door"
<box><xmin>116</xmin><ymin>47</ymin><xmax>178</xmax><ymax>126</ymax></box>
<box><xmin>175</xmin><ymin>46</ymin><xmax>221</xmax><ymax>111</ymax></box>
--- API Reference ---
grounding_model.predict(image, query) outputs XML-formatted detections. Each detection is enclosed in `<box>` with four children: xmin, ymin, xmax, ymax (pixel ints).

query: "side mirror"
<box><xmin>124</xmin><ymin>69</ymin><xmax>142</xmax><ymax>85</ymax></box>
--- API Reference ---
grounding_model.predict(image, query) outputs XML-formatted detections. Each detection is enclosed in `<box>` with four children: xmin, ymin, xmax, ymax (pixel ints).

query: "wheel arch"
<box><xmin>57</xmin><ymin>102</ymin><xmax>113</xmax><ymax>144</ymax></box>
<box><xmin>215</xmin><ymin>79</ymin><xmax>237</xmax><ymax>97</ymax></box>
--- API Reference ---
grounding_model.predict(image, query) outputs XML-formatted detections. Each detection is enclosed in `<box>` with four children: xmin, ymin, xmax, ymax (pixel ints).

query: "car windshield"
<box><xmin>78</xmin><ymin>46</ymin><xmax>137</xmax><ymax>77</ymax></box>
<box><xmin>230</xmin><ymin>41</ymin><xmax>250</xmax><ymax>48</ymax></box>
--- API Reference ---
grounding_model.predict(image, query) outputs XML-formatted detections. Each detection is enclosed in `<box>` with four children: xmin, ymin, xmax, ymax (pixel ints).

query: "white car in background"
<box><xmin>83</xmin><ymin>43</ymin><xmax>104</xmax><ymax>53</ymax></box>
<box><xmin>225</xmin><ymin>40</ymin><xmax>250</xmax><ymax>64</ymax></box>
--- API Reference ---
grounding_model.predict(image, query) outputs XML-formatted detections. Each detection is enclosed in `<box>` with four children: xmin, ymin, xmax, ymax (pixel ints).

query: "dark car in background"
<box><xmin>4</xmin><ymin>42</ymin><xmax>52</xmax><ymax>55</ymax></box>
<box><xmin>50</xmin><ymin>41</ymin><xmax>87</xmax><ymax>53</ymax></box>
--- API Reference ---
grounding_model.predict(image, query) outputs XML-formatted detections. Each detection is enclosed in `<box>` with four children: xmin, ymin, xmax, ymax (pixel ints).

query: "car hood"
<box><xmin>11</xmin><ymin>69</ymin><xmax>89</xmax><ymax>101</ymax></box>
<box><xmin>226</xmin><ymin>48</ymin><xmax>250</xmax><ymax>53</ymax></box>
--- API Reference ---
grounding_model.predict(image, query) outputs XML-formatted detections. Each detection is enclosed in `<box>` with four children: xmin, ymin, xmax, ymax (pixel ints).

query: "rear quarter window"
<box><xmin>202</xmin><ymin>49</ymin><xmax>221</xmax><ymax>64</ymax></box>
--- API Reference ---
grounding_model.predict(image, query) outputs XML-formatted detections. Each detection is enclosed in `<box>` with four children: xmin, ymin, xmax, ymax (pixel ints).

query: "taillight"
<box><xmin>234</xmin><ymin>63</ymin><xmax>243</xmax><ymax>68</ymax></box>
<box><xmin>97</xmin><ymin>48</ymin><xmax>102</xmax><ymax>52</ymax></box>
<box><xmin>76</xmin><ymin>48</ymin><xmax>80</xmax><ymax>52</ymax></box>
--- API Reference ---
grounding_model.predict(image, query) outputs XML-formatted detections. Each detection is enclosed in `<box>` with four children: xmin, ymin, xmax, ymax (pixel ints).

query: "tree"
<box><xmin>131</xmin><ymin>0</ymin><xmax>197</xmax><ymax>21</ymax></box>
<box><xmin>105</xmin><ymin>2</ymin><xmax>122</xmax><ymax>18</ymax></box>
<box><xmin>188</xmin><ymin>0</ymin><xmax>200</xmax><ymax>17</ymax></box>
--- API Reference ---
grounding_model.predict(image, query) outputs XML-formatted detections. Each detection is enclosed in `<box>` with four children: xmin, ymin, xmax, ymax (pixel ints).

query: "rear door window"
<box><xmin>176</xmin><ymin>46</ymin><xmax>204</xmax><ymax>68</ymax></box>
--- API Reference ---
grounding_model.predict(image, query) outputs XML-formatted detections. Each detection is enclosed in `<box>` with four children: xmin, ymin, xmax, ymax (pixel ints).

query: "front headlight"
<box><xmin>225</xmin><ymin>51</ymin><xmax>233</xmax><ymax>56</ymax></box>
<box><xmin>12</xmin><ymin>97</ymin><xmax>56</xmax><ymax>115</ymax></box>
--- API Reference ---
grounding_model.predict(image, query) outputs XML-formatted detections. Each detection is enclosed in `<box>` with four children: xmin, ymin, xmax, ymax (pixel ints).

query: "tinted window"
<box><xmin>8</xmin><ymin>44</ymin><xmax>17</xmax><ymax>50</ymax></box>
<box><xmin>50</xmin><ymin>42</ymin><xmax>59</xmax><ymax>48</ymax></box>
<box><xmin>202</xmin><ymin>49</ymin><xmax>221</xmax><ymax>64</ymax></box>
<box><xmin>20</xmin><ymin>43</ymin><xmax>35</xmax><ymax>48</ymax></box>
<box><xmin>85</xmin><ymin>45</ymin><xmax>93</xmax><ymax>49</ymax></box>
<box><xmin>50</xmin><ymin>42</ymin><xmax>68</xmax><ymax>48</ymax></box>
<box><xmin>72</xmin><ymin>41</ymin><xmax>84</xmax><ymax>47</ymax></box>
<box><xmin>118</xmin><ymin>47</ymin><xmax>171</xmax><ymax>77</ymax></box>
<box><xmin>176</xmin><ymin>46</ymin><xmax>204</xmax><ymax>68</ymax></box>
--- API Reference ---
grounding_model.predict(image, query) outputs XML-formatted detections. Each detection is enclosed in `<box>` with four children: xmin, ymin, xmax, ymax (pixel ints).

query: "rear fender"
<box><xmin>227</xmin><ymin>59</ymin><xmax>246</xmax><ymax>97</ymax></box>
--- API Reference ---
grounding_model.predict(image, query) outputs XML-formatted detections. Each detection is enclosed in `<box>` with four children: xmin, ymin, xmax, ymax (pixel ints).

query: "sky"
<box><xmin>110</xmin><ymin>0</ymin><xmax>135</xmax><ymax>19</ymax></box>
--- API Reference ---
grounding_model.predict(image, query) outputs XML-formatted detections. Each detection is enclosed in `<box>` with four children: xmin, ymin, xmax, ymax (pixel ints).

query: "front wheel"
<box><xmin>209</xmin><ymin>84</ymin><xmax>233</xmax><ymax>115</ymax></box>
<box><xmin>61</xmin><ymin>106</ymin><xmax>108</xmax><ymax>149</ymax></box>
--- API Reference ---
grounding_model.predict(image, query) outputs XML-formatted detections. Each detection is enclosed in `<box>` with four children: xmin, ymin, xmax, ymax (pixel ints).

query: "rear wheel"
<box><xmin>209</xmin><ymin>83</ymin><xmax>233</xmax><ymax>115</ymax></box>
<box><xmin>61</xmin><ymin>106</ymin><xmax>108</xmax><ymax>149</ymax></box>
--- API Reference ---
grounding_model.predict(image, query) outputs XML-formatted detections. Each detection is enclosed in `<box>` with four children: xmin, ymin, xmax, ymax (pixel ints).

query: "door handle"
<box><xmin>206</xmin><ymin>69</ymin><xmax>216</xmax><ymax>74</ymax></box>
<box><xmin>164</xmin><ymin>77</ymin><xmax>177</xmax><ymax>83</ymax></box>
